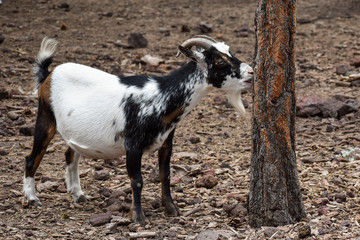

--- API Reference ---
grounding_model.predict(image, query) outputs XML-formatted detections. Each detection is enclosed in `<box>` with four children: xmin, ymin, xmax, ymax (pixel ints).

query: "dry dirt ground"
<box><xmin>1</xmin><ymin>0</ymin><xmax>360</xmax><ymax>239</ymax></box>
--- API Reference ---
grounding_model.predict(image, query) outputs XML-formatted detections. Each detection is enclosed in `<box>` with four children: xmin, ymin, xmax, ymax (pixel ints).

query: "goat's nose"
<box><xmin>248</xmin><ymin>68</ymin><xmax>254</xmax><ymax>74</ymax></box>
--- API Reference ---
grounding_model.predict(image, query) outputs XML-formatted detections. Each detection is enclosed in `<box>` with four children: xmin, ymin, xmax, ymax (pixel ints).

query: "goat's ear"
<box><xmin>178</xmin><ymin>45</ymin><xmax>199</xmax><ymax>62</ymax></box>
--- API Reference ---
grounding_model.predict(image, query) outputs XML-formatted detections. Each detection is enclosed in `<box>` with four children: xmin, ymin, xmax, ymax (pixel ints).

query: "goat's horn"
<box><xmin>192</xmin><ymin>35</ymin><xmax>217</xmax><ymax>43</ymax></box>
<box><xmin>176</xmin><ymin>37</ymin><xmax>215</xmax><ymax>58</ymax></box>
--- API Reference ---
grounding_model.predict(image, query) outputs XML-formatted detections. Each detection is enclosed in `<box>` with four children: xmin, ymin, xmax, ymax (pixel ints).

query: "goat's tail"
<box><xmin>33</xmin><ymin>37</ymin><xmax>58</xmax><ymax>86</ymax></box>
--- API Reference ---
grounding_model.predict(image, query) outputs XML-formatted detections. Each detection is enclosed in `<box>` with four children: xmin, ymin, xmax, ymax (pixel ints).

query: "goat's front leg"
<box><xmin>126</xmin><ymin>149</ymin><xmax>145</xmax><ymax>226</ymax></box>
<box><xmin>158</xmin><ymin>130</ymin><xmax>179</xmax><ymax>216</ymax></box>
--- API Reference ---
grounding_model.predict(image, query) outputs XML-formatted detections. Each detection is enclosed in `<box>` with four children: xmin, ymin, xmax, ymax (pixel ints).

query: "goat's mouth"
<box><xmin>244</xmin><ymin>78</ymin><xmax>252</xmax><ymax>86</ymax></box>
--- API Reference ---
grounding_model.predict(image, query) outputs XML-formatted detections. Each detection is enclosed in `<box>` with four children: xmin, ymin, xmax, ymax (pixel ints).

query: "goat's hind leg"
<box><xmin>65</xmin><ymin>147</ymin><xmax>87</xmax><ymax>203</ymax></box>
<box><xmin>24</xmin><ymin>99</ymin><xmax>56</xmax><ymax>206</ymax></box>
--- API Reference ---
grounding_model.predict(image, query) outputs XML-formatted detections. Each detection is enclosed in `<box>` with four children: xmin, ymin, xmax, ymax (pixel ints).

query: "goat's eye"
<box><xmin>215</xmin><ymin>59</ymin><xmax>226</xmax><ymax>67</ymax></box>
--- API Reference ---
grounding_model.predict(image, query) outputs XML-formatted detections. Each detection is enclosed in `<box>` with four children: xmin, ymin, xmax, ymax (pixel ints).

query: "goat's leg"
<box><xmin>24</xmin><ymin>100</ymin><xmax>56</xmax><ymax>206</ymax></box>
<box><xmin>65</xmin><ymin>147</ymin><xmax>87</xmax><ymax>203</ymax></box>
<box><xmin>126</xmin><ymin>149</ymin><xmax>145</xmax><ymax>225</ymax></box>
<box><xmin>158</xmin><ymin>130</ymin><xmax>179</xmax><ymax>216</ymax></box>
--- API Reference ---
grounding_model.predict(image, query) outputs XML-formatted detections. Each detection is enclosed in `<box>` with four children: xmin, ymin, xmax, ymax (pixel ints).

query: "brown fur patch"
<box><xmin>38</xmin><ymin>72</ymin><xmax>52</xmax><ymax>104</ymax></box>
<box><xmin>162</xmin><ymin>107</ymin><xmax>185</xmax><ymax>126</ymax></box>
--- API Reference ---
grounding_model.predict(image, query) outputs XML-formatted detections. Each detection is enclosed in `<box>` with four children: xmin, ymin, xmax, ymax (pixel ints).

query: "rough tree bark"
<box><xmin>248</xmin><ymin>0</ymin><xmax>306</xmax><ymax>227</ymax></box>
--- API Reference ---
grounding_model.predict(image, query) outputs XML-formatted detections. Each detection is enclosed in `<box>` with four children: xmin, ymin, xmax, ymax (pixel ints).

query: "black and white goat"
<box><xmin>24</xmin><ymin>35</ymin><xmax>253</xmax><ymax>225</ymax></box>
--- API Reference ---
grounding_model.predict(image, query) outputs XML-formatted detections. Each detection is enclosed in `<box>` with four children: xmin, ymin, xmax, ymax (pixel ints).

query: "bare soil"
<box><xmin>0</xmin><ymin>0</ymin><xmax>359</xmax><ymax>239</ymax></box>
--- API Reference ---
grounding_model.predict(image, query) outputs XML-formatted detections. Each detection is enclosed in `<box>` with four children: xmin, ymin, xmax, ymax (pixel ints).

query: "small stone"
<box><xmin>195</xmin><ymin>175</ymin><xmax>218</xmax><ymax>189</ymax></box>
<box><xmin>350</xmin><ymin>58</ymin><xmax>360</xmax><ymax>68</ymax></box>
<box><xmin>315</xmin><ymin>198</ymin><xmax>329</xmax><ymax>206</ymax></box>
<box><xmin>298</xmin><ymin>225</ymin><xmax>311</xmax><ymax>239</ymax></box>
<box><xmin>230</xmin><ymin>203</ymin><xmax>247</xmax><ymax>217</ymax></box>
<box><xmin>318</xmin><ymin>207</ymin><xmax>328</xmax><ymax>216</ymax></box>
<box><xmin>36</xmin><ymin>181</ymin><xmax>59</xmax><ymax>192</ymax></box>
<box><xmin>181</xmin><ymin>24</ymin><xmax>190</xmax><ymax>33</ymax></box>
<box><xmin>127</xmin><ymin>32</ymin><xmax>148</xmax><ymax>48</ymax></box>
<box><xmin>335</xmin><ymin>65</ymin><xmax>352</xmax><ymax>75</ymax></box>
<box><xmin>94</xmin><ymin>169</ymin><xmax>110</xmax><ymax>181</ymax></box>
<box><xmin>325</xmin><ymin>124</ymin><xmax>334</xmax><ymax>132</ymax></box>
<box><xmin>90</xmin><ymin>212</ymin><xmax>112</xmax><ymax>227</ymax></box>
<box><xmin>335</xmin><ymin>193</ymin><xmax>347</xmax><ymax>203</ymax></box>
<box><xmin>189</xmin><ymin>136</ymin><xmax>200</xmax><ymax>144</ymax></box>
<box><xmin>0</xmin><ymin>148</ymin><xmax>9</xmax><ymax>156</ymax></box>
<box><xmin>346</xmin><ymin>191</ymin><xmax>355</xmax><ymax>198</ymax></box>
<box><xmin>110</xmin><ymin>189</ymin><xmax>127</xmax><ymax>198</ymax></box>
<box><xmin>97</xmin><ymin>187</ymin><xmax>110</xmax><ymax>197</ymax></box>
<box><xmin>58</xmin><ymin>2</ymin><xmax>70</xmax><ymax>11</ymax></box>
<box><xmin>197</xmin><ymin>230</ymin><xmax>219</xmax><ymax>240</ymax></box>
<box><xmin>140</xmin><ymin>54</ymin><xmax>164</xmax><ymax>66</ymax></box>
<box><xmin>24</xmin><ymin>230</ymin><xmax>34</xmax><ymax>236</ymax></box>
<box><xmin>111</xmin><ymin>216</ymin><xmax>131</xmax><ymax>226</ymax></box>
<box><xmin>0</xmin><ymin>33</ymin><xmax>4</xmax><ymax>44</ymax></box>
<box><xmin>199</xmin><ymin>21</ymin><xmax>213</xmax><ymax>33</ymax></box>
<box><xmin>19</xmin><ymin>123</ymin><xmax>35</xmax><ymax>136</ymax></box>
<box><xmin>7</xmin><ymin>111</ymin><xmax>19</xmax><ymax>120</ymax></box>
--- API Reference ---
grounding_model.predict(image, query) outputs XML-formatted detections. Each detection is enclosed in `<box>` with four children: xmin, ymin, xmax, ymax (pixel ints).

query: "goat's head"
<box><xmin>178</xmin><ymin>35</ymin><xmax>253</xmax><ymax>115</ymax></box>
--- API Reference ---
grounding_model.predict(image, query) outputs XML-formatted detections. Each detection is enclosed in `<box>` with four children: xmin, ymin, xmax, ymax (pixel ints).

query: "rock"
<box><xmin>127</xmin><ymin>33</ymin><xmax>148</xmax><ymax>48</ymax></box>
<box><xmin>319</xmin><ymin>97</ymin><xmax>358</xmax><ymax>118</ymax></box>
<box><xmin>36</xmin><ymin>181</ymin><xmax>59</xmax><ymax>192</ymax></box>
<box><xmin>24</xmin><ymin>230</ymin><xmax>34</xmax><ymax>236</ymax></box>
<box><xmin>19</xmin><ymin>123</ymin><xmax>35</xmax><ymax>136</ymax></box>
<box><xmin>223</xmin><ymin>203</ymin><xmax>247</xmax><ymax>217</ymax></box>
<box><xmin>189</xmin><ymin>136</ymin><xmax>201</xmax><ymax>144</ymax></box>
<box><xmin>58</xmin><ymin>2</ymin><xmax>70</xmax><ymax>11</ymax></box>
<box><xmin>298</xmin><ymin>225</ymin><xmax>311</xmax><ymax>238</ymax></box>
<box><xmin>0</xmin><ymin>88</ymin><xmax>9</xmax><ymax>100</ymax></box>
<box><xmin>335</xmin><ymin>193</ymin><xmax>347</xmax><ymax>203</ymax></box>
<box><xmin>315</xmin><ymin>198</ymin><xmax>329</xmax><ymax>206</ymax></box>
<box><xmin>106</xmin><ymin>200</ymin><xmax>123</xmax><ymax>212</ymax></box>
<box><xmin>350</xmin><ymin>58</ymin><xmax>360</xmax><ymax>68</ymax></box>
<box><xmin>346</xmin><ymin>191</ymin><xmax>355</xmax><ymax>198</ymax></box>
<box><xmin>0</xmin><ymin>33</ymin><xmax>4</xmax><ymax>44</ymax></box>
<box><xmin>140</xmin><ymin>54</ymin><xmax>164</xmax><ymax>66</ymax></box>
<box><xmin>90</xmin><ymin>212</ymin><xmax>112</xmax><ymax>227</ymax></box>
<box><xmin>7</xmin><ymin>111</ymin><xmax>19</xmax><ymax>120</ymax></box>
<box><xmin>318</xmin><ymin>207</ymin><xmax>328</xmax><ymax>216</ymax></box>
<box><xmin>197</xmin><ymin>230</ymin><xmax>219</xmax><ymax>240</ymax></box>
<box><xmin>110</xmin><ymin>189</ymin><xmax>127</xmax><ymax>198</ymax></box>
<box><xmin>199</xmin><ymin>21</ymin><xmax>213</xmax><ymax>33</ymax></box>
<box><xmin>335</xmin><ymin>65</ymin><xmax>352</xmax><ymax>75</ymax></box>
<box><xmin>181</xmin><ymin>24</ymin><xmax>190</xmax><ymax>33</ymax></box>
<box><xmin>195</xmin><ymin>175</ymin><xmax>218</xmax><ymax>189</ymax></box>
<box><xmin>264</xmin><ymin>227</ymin><xmax>284</xmax><ymax>238</ymax></box>
<box><xmin>296</xmin><ymin>95</ymin><xmax>323</xmax><ymax>117</ymax></box>
<box><xmin>0</xmin><ymin>148</ymin><xmax>9</xmax><ymax>156</ymax></box>
<box><xmin>97</xmin><ymin>187</ymin><xmax>110</xmax><ymax>197</ymax></box>
<box><xmin>111</xmin><ymin>215</ymin><xmax>131</xmax><ymax>226</ymax></box>
<box><xmin>94</xmin><ymin>169</ymin><xmax>110</xmax><ymax>181</ymax></box>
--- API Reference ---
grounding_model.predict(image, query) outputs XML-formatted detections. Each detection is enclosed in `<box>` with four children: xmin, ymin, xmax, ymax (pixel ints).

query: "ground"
<box><xmin>0</xmin><ymin>0</ymin><xmax>360</xmax><ymax>239</ymax></box>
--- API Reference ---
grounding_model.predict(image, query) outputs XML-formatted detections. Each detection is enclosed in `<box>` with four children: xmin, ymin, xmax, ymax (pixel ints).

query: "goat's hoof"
<box><xmin>27</xmin><ymin>199</ymin><xmax>42</xmax><ymax>207</ymax></box>
<box><xmin>75</xmin><ymin>195</ymin><xmax>88</xmax><ymax>203</ymax></box>
<box><xmin>131</xmin><ymin>211</ymin><xmax>146</xmax><ymax>226</ymax></box>
<box><xmin>165</xmin><ymin>203</ymin><xmax>180</xmax><ymax>217</ymax></box>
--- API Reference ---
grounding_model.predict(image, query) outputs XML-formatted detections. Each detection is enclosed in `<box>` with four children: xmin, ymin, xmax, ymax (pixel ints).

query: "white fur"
<box><xmin>65</xmin><ymin>151</ymin><xmax>85</xmax><ymax>202</ymax></box>
<box><xmin>212</xmin><ymin>42</ymin><xmax>231</xmax><ymax>57</ymax></box>
<box><xmin>23</xmin><ymin>176</ymin><xmax>41</xmax><ymax>204</ymax></box>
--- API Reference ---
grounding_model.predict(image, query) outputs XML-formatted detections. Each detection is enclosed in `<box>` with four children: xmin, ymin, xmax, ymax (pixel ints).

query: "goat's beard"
<box><xmin>226</xmin><ymin>91</ymin><xmax>247</xmax><ymax>116</ymax></box>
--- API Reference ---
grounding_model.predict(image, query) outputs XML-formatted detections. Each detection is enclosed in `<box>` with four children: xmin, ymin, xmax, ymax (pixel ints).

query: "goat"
<box><xmin>24</xmin><ymin>35</ymin><xmax>253</xmax><ymax>225</ymax></box>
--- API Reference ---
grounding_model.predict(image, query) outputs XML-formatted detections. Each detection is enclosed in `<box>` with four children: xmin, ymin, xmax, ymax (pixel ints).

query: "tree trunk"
<box><xmin>248</xmin><ymin>0</ymin><xmax>306</xmax><ymax>227</ymax></box>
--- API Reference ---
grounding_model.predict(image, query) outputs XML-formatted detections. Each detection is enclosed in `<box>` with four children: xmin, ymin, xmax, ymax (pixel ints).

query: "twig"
<box><xmin>183</xmin><ymin>204</ymin><xmax>202</xmax><ymax>217</ymax></box>
<box><xmin>128</xmin><ymin>231</ymin><xmax>157</xmax><ymax>239</ymax></box>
